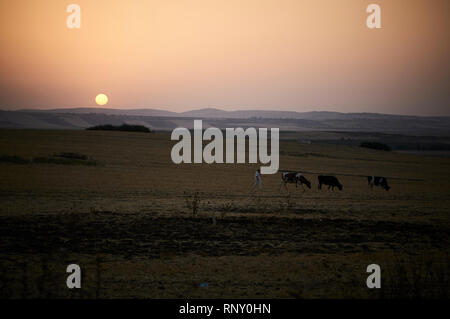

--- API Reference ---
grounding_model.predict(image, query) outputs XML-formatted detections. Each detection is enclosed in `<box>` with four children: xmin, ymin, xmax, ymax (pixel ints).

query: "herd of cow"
<box><xmin>279</xmin><ymin>171</ymin><xmax>391</xmax><ymax>192</ymax></box>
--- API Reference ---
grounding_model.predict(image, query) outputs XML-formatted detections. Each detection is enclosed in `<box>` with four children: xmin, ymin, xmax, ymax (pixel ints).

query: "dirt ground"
<box><xmin>0</xmin><ymin>130</ymin><xmax>449</xmax><ymax>298</ymax></box>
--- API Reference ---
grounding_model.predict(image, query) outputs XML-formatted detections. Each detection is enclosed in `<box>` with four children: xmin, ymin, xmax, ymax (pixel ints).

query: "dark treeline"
<box><xmin>359</xmin><ymin>141</ymin><xmax>391</xmax><ymax>151</ymax></box>
<box><xmin>86</xmin><ymin>124</ymin><xmax>152</xmax><ymax>133</ymax></box>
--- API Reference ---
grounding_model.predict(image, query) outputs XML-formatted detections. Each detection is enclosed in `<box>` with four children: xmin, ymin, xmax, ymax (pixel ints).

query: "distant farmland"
<box><xmin>2</xmin><ymin>108</ymin><xmax>450</xmax><ymax>137</ymax></box>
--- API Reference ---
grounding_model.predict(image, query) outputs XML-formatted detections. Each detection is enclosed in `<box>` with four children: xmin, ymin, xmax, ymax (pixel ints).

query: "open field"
<box><xmin>0</xmin><ymin>129</ymin><xmax>449</xmax><ymax>298</ymax></box>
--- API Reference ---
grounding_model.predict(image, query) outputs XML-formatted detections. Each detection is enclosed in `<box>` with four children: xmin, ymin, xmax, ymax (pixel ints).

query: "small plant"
<box><xmin>360</xmin><ymin>141</ymin><xmax>391</xmax><ymax>151</ymax></box>
<box><xmin>36</xmin><ymin>255</ymin><xmax>52</xmax><ymax>298</ymax></box>
<box><xmin>0</xmin><ymin>263</ymin><xmax>12</xmax><ymax>298</ymax></box>
<box><xmin>184</xmin><ymin>191</ymin><xmax>201</xmax><ymax>217</ymax></box>
<box><xmin>286</xmin><ymin>193</ymin><xmax>293</xmax><ymax>209</ymax></box>
<box><xmin>20</xmin><ymin>262</ymin><xmax>29</xmax><ymax>299</ymax></box>
<box><xmin>278</xmin><ymin>193</ymin><xmax>293</xmax><ymax>211</ymax></box>
<box><xmin>95</xmin><ymin>256</ymin><xmax>102</xmax><ymax>299</ymax></box>
<box><xmin>220</xmin><ymin>202</ymin><xmax>235</xmax><ymax>212</ymax></box>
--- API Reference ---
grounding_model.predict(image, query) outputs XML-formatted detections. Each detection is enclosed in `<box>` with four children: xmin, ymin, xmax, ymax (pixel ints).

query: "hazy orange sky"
<box><xmin>0</xmin><ymin>0</ymin><xmax>448</xmax><ymax>115</ymax></box>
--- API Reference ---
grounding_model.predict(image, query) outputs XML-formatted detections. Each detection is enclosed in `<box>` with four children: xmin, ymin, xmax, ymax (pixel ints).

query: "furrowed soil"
<box><xmin>0</xmin><ymin>130</ymin><xmax>449</xmax><ymax>298</ymax></box>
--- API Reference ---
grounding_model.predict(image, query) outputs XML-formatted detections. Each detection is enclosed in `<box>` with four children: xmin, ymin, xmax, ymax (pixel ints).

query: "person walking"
<box><xmin>252</xmin><ymin>169</ymin><xmax>262</xmax><ymax>190</ymax></box>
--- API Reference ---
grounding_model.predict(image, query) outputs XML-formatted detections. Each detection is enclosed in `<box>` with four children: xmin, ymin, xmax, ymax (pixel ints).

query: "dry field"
<box><xmin>0</xmin><ymin>129</ymin><xmax>449</xmax><ymax>298</ymax></box>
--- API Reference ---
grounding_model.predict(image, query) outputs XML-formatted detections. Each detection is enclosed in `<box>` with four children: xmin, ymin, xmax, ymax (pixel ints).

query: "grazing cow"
<box><xmin>280</xmin><ymin>172</ymin><xmax>311</xmax><ymax>192</ymax></box>
<box><xmin>318</xmin><ymin>175</ymin><xmax>343</xmax><ymax>191</ymax></box>
<box><xmin>367</xmin><ymin>176</ymin><xmax>390</xmax><ymax>191</ymax></box>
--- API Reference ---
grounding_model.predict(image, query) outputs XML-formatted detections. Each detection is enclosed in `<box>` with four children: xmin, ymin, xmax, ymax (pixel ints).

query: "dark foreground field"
<box><xmin>0</xmin><ymin>130</ymin><xmax>449</xmax><ymax>298</ymax></box>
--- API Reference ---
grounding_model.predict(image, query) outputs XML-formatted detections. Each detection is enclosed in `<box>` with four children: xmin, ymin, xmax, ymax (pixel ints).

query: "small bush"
<box><xmin>184</xmin><ymin>191</ymin><xmax>201</xmax><ymax>217</ymax></box>
<box><xmin>0</xmin><ymin>153</ymin><xmax>99</xmax><ymax>166</ymax></box>
<box><xmin>86</xmin><ymin>124</ymin><xmax>152</xmax><ymax>133</ymax></box>
<box><xmin>0</xmin><ymin>155</ymin><xmax>30</xmax><ymax>164</ymax></box>
<box><xmin>360</xmin><ymin>141</ymin><xmax>391</xmax><ymax>151</ymax></box>
<box><xmin>33</xmin><ymin>156</ymin><xmax>99</xmax><ymax>166</ymax></box>
<box><xmin>53</xmin><ymin>152</ymin><xmax>88</xmax><ymax>160</ymax></box>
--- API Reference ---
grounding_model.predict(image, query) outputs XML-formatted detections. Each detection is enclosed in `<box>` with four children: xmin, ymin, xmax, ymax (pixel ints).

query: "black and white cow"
<box><xmin>367</xmin><ymin>176</ymin><xmax>390</xmax><ymax>191</ymax></box>
<box><xmin>318</xmin><ymin>175</ymin><xmax>343</xmax><ymax>191</ymax></box>
<box><xmin>280</xmin><ymin>172</ymin><xmax>311</xmax><ymax>192</ymax></box>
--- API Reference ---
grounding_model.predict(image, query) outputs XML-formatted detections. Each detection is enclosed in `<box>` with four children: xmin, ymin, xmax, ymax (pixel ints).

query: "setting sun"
<box><xmin>95</xmin><ymin>94</ymin><xmax>108</xmax><ymax>106</ymax></box>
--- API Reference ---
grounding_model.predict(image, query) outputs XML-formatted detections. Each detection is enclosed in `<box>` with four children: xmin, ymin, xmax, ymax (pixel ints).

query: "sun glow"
<box><xmin>95</xmin><ymin>94</ymin><xmax>108</xmax><ymax>106</ymax></box>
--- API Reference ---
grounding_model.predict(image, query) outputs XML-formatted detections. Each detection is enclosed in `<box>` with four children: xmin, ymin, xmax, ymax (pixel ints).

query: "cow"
<box><xmin>280</xmin><ymin>172</ymin><xmax>311</xmax><ymax>192</ymax></box>
<box><xmin>367</xmin><ymin>176</ymin><xmax>390</xmax><ymax>191</ymax></box>
<box><xmin>318</xmin><ymin>175</ymin><xmax>343</xmax><ymax>191</ymax></box>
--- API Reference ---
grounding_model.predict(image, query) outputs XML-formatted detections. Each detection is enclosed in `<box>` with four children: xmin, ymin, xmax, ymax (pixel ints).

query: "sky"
<box><xmin>0</xmin><ymin>0</ymin><xmax>448</xmax><ymax>115</ymax></box>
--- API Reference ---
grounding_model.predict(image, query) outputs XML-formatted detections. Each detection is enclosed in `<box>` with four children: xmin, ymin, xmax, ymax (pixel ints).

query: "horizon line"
<box><xmin>1</xmin><ymin>106</ymin><xmax>450</xmax><ymax>118</ymax></box>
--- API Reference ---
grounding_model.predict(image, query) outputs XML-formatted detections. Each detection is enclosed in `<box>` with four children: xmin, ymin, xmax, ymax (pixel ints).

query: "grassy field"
<box><xmin>0</xmin><ymin>129</ymin><xmax>449</xmax><ymax>298</ymax></box>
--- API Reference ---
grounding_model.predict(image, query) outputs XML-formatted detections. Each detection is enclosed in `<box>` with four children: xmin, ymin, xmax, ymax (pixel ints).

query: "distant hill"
<box><xmin>179</xmin><ymin>108</ymin><xmax>349</xmax><ymax>120</ymax></box>
<box><xmin>15</xmin><ymin>107</ymin><xmax>418</xmax><ymax>120</ymax></box>
<box><xmin>14</xmin><ymin>107</ymin><xmax>440</xmax><ymax>120</ymax></box>
<box><xmin>1</xmin><ymin>108</ymin><xmax>450</xmax><ymax>136</ymax></box>
<box><xmin>18</xmin><ymin>107</ymin><xmax>177</xmax><ymax>117</ymax></box>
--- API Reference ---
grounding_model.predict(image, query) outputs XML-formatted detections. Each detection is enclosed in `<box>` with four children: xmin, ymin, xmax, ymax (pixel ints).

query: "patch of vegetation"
<box><xmin>380</xmin><ymin>251</ymin><xmax>450</xmax><ymax>299</ymax></box>
<box><xmin>0</xmin><ymin>155</ymin><xmax>31</xmax><ymax>164</ymax></box>
<box><xmin>86</xmin><ymin>124</ymin><xmax>152</xmax><ymax>133</ymax></box>
<box><xmin>0</xmin><ymin>153</ymin><xmax>100</xmax><ymax>166</ymax></box>
<box><xmin>53</xmin><ymin>152</ymin><xmax>88</xmax><ymax>160</ymax></box>
<box><xmin>184</xmin><ymin>191</ymin><xmax>201</xmax><ymax>217</ymax></box>
<box><xmin>280</xmin><ymin>151</ymin><xmax>336</xmax><ymax>158</ymax></box>
<box><xmin>32</xmin><ymin>156</ymin><xmax>99</xmax><ymax>166</ymax></box>
<box><xmin>359</xmin><ymin>141</ymin><xmax>391</xmax><ymax>151</ymax></box>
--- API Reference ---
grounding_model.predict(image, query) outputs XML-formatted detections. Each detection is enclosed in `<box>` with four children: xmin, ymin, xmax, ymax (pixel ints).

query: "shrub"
<box><xmin>184</xmin><ymin>191</ymin><xmax>201</xmax><ymax>217</ymax></box>
<box><xmin>0</xmin><ymin>155</ymin><xmax>30</xmax><ymax>164</ymax></box>
<box><xmin>86</xmin><ymin>124</ymin><xmax>152</xmax><ymax>133</ymax></box>
<box><xmin>360</xmin><ymin>141</ymin><xmax>391</xmax><ymax>151</ymax></box>
<box><xmin>53</xmin><ymin>152</ymin><xmax>88</xmax><ymax>160</ymax></box>
<box><xmin>0</xmin><ymin>153</ymin><xmax>99</xmax><ymax>166</ymax></box>
<box><xmin>32</xmin><ymin>156</ymin><xmax>99</xmax><ymax>166</ymax></box>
